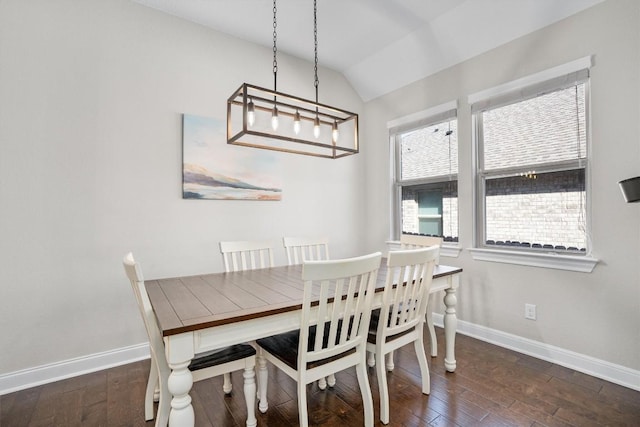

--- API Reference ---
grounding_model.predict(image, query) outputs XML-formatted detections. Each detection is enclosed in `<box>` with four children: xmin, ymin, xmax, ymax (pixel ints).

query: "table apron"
<box><xmin>196</xmin><ymin>310</ymin><xmax>301</xmax><ymax>352</ymax></box>
<box><xmin>183</xmin><ymin>274</ymin><xmax>453</xmax><ymax>354</ymax></box>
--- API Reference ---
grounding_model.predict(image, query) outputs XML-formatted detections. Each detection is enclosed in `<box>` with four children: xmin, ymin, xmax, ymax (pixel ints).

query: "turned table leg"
<box><xmin>167</xmin><ymin>360</ymin><xmax>194</xmax><ymax>427</ymax></box>
<box><xmin>166</xmin><ymin>333</ymin><xmax>195</xmax><ymax>427</ymax></box>
<box><xmin>257</xmin><ymin>351</ymin><xmax>269</xmax><ymax>413</ymax></box>
<box><xmin>443</xmin><ymin>286</ymin><xmax>457</xmax><ymax>372</ymax></box>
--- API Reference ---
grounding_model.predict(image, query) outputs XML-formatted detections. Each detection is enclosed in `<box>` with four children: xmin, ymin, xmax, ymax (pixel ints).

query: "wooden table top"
<box><xmin>146</xmin><ymin>262</ymin><xmax>462</xmax><ymax>337</ymax></box>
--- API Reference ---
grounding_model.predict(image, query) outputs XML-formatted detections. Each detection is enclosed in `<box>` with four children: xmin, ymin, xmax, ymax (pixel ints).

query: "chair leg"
<box><xmin>318</xmin><ymin>377</ymin><xmax>327</xmax><ymax>390</ymax></box>
<box><xmin>426</xmin><ymin>297</ymin><xmax>438</xmax><ymax>357</ymax></box>
<box><xmin>297</xmin><ymin>381</ymin><xmax>309</xmax><ymax>427</ymax></box>
<box><xmin>318</xmin><ymin>373</ymin><xmax>336</xmax><ymax>390</ymax></box>
<box><xmin>243</xmin><ymin>366</ymin><xmax>257</xmax><ymax>427</ymax></box>
<box><xmin>414</xmin><ymin>336</ymin><xmax>431</xmax><ymax>395</ymax></box>
<box><xmin>356</xmin><ymin>359</ymin><xmax>375</xmax><ymax>427</ymax></box>
<box><xmin>376</xmin><ymin>349</ymin><xmax>390</xmax><ymax>424</ymax></box>
<box><xmin>385</xmin><ymin>351</ymin><xmax>395</xmax><ymax>371</ymax></box>
<box><xmin>156</xmin><ymin>372</ymin><xmax>170</xmax><ymax>427</ymax></box>
<box><xmin>145</xmin><ymin>357</ymin><xmax>158</xmax><ymax>421</ymax></box>
<box><xmin>327</xmin><ymin>373</ymin><xmax>336</xmax><ymax>387</ymax></box>
<box><xmin>223</xmin><ymin>372</ymin><xmax>232</xmax><ymax>394</ymax></box>
<box><xmin>257</xmin><ymin>352</ymin><xmax>269</xmax><ymax>413</ymax></box>
<box><xmin>367</xmin><ymin>350</ymin><xmax>375</xmax><ymax>367</ymax></box>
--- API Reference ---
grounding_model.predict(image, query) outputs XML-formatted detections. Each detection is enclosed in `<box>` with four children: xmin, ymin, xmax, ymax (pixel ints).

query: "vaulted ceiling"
<box><xmin>132</xmin><ymin>0</ymin><xmax>604</xmax><ymax>101</ymax></box>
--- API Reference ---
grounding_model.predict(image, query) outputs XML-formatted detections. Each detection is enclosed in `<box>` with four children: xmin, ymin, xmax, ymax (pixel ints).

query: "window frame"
<box><xmin>468</xmin><ymin>56</ymin><xmax>598</xmax><ymax>272</ymax></box>
<box><xmin>389</xmin><ymin>101</ymin><xmax>460</xmax><ymax>255</ymax></box>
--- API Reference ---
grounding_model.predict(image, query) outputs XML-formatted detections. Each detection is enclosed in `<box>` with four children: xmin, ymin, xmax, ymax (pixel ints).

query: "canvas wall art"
<box><xmin>182</xmin><ymin>114</ymin><xmax>282</xmax><ymax>200</ymax></box>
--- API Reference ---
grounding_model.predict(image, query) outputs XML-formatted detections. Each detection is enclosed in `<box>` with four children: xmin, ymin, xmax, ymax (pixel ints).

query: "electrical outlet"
<box><xmin>525</xmin><ymin>303</ymin><xmax>537</xmax><ymax>320</ymax></box>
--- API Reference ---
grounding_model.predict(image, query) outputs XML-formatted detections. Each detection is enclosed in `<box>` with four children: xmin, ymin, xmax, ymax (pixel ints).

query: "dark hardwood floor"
<box><xmin>2</xmin><ymin>327</ymin><xmax>639</xmax><ymax>426</ymax></box>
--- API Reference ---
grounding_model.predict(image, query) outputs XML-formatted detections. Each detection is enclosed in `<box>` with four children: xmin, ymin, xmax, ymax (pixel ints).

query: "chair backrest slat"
<box><xmin>283</xmin><ymin>236</ymin><xmax>329</xmax><ymax>266</ymax></box>
<box><xmin>219</xmin><ymin>240</ymin><xmax>275</xmax><ymax>272</ymax></box>
<box><xmin>300</xmin><ymin>252</ymin><xmax>381</xmax><ymax>365</ymax></box>
<box><xmin>380</xmin><ymin>247</ymin><xmax>439</xmax><ymax>338</ymax></box>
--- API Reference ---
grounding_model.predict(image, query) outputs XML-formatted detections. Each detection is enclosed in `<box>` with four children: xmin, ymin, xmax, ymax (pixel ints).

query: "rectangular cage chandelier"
<box><xmin>227</xmin><ymin>83</ymin><xmax>358</xmax><ymax>159</ymax></box>
<box><xmin>226</xmin><ymin>0</ymin><xmax>359</xmax><ymax>159</ymax></box>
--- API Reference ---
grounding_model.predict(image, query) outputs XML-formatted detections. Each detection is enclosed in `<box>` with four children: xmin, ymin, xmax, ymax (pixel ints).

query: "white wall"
<box><xmin>363</xmin><ymin>0</ymin><xmax>640</xmax><ymax>373</ymax></box>
<box><xmin>0</xmin><ymin>0</ymin><xmax>365</xmax><ymax>376</ymax></box>
<box><xmin>2</xmin><ymin>0</ymin><xmax>638</xmax><ymax>392</ymax></box>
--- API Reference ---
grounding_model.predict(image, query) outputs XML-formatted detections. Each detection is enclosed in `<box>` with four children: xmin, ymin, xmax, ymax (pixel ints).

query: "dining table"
<box><xmin>145</xmin><ymin>258</ymin><xmax>463</xmax><ymax>427</ymax></box>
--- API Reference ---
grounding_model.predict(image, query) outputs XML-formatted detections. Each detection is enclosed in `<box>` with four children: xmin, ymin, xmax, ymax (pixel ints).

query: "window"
<box><xmin>391</xmin><ymin>103</ymin><xmax>458</xmax><ymax>242</ymax></box>
<box><xmin>472</xmin><ymin>62</ymin><xmax>589</xmax><ymax>255</ymax></box>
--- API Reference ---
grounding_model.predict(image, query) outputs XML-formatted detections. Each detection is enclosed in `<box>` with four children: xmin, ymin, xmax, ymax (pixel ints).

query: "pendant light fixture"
<box><xmin>227</xmin><ymin>0</ymin><xmax>359</xmax><ymax>159</ymax></box>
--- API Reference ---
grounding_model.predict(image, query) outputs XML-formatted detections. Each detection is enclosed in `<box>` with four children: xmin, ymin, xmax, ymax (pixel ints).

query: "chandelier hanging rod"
<box><xmin>229</xmin><ymin>100</ymin><xmax>347</xmax><ymax>128</ymax></box>
<box><xmin>231</xmin><ymin>98</ymin><xmax>346</xmax><ymax>125</ymax></box>
<box><xmin>232</xmin><ymin>83</ymin><xmax>354</xmax><ymax>122</ymax></box>
<box><xmin>229</xmin><ymin>99</ymin><xmax>344</xmax><ymax>127</ymax></box>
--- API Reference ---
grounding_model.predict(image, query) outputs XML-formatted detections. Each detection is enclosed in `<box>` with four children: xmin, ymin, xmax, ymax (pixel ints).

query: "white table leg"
<box><xmin>443</xmin><ymin>286</ymin><xmax>457</xmax><ymax>372</ymax></box>
<box><xmin>167</xmin><ymin>360</ymin><xmax>194</xmax><ymax>426</ymax></box>
<box><xmin>243</xmin><ymin>364</ymin><xmax>257</xmax><ymax>427</ymax></box>
<box><xmin>166</xmin><ymin>333</ymin><xmax>195</xmax><ymax>427</ymax></box>
<box><xmin>257</xmin><ymin>351</ymin><xmax>269</xmax><ymax>413</ymax></box>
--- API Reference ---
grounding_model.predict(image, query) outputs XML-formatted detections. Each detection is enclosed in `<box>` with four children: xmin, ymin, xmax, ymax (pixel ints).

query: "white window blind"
<box><xmin>471</xmin><ymin>57</ymin><xmax>592</xmax><ymax>262</ymax></box>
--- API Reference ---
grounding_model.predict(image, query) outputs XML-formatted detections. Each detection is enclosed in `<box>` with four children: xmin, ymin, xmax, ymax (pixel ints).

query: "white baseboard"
<box><xmin>433</xmin><ymin>313</ymin><xmax>640</xmax><ymax>392</ymax></box>
<box><xmin>0</xmin><ymin>343</ymin><xmax>150</xmax><ymax>395</ymax></box>
<box><xmin>3</xmin><ymin>319</ymin><xmax>639</xmax><ymax>396</ymax></box>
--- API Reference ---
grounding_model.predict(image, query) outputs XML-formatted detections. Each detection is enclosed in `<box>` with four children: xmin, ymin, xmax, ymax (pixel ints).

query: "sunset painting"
<box><xmin>182</xmin><ymin>114</ymin><xmax>282</xmax><ymax>200</ymax></box>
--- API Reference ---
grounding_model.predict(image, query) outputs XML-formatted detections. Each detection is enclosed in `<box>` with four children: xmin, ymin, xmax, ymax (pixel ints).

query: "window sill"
<box><xmin>468</xmin><ymin>248</ymin><xmax>598</xmax><ymax>273</ymax></box>
<box><xmin>386</xmin><ymin>241</ymin><xmax>462</xmax><ymax>258</ymax></box>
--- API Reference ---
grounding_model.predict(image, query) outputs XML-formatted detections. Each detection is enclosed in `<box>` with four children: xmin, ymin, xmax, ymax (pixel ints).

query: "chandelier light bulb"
<box><xmin>313</xmin><ymin>115</ymin><xmax>320</xmax><ymax>139</ymax></box>
<box><xmin>247</xmin><ymin>98</ymin><xmax>255</xmax><ymax>127</ymax></box>
<box><xmin>332</xmin><ymin>121</ymin><xmax>339</xmax><ymax>143</ymax></box>
<box><xmin>271</xmin><ymin>106</ymin><xmax>279</xmax><ymax>131</ymax></box>
<box><xmin>293</xmin><ymin>110</ymin><xmax>301</xmax><ymax>135</ymax></box>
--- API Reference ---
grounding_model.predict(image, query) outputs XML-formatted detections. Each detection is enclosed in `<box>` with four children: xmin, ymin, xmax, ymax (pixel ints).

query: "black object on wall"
<box><xmin>619</xmin><ymin>176</ymin><xmax>640</xmax><ymax>203</ymax></box>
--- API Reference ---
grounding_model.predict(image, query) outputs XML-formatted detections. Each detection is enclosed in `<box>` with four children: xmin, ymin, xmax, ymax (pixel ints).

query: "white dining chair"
<box><xmin>282</xmin><ymin>236</ymin><xmax>335</xmax><ymax>390</ymax></box>
<box><xmin>366</xmin><ymin>246</ymin><xmax>439</xmax><ymax>424</ymax></box>
<box><xmin>283</xmin><ymin>236</ymin><xmax>329</xmax><ymax>265</ymax></box>
<box><xmin>371</xmin><ymin>233</ymin><xmax>442</xmax><ymax>370</ymax></box>
<box><xmin>399</xmin><ymin>233</ymin><xmax>443</xmax><ymax>256</ymax></box>
<box><xmin>220</xmin><ymin>240</ymin><xmax>275</xmax><ymax>272</ymax></box>
<box><xmin>256</xmin><ymin>252</ymin><xmax>382</xmax><ymax>427</ymax></box>
<box><xmin>399</xmin><ymin>234</ymin><xmax>442</xmax><ymax>358</ymax></box>
<box><xmin>219</xmin><ymin>240</ymin><xmax>274</xmax><ymax>405</ymax></box>
<box><xmin>123</xmin><ymin>253</ymin><xmax>257</xmax><ymax>427</ymax></box>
